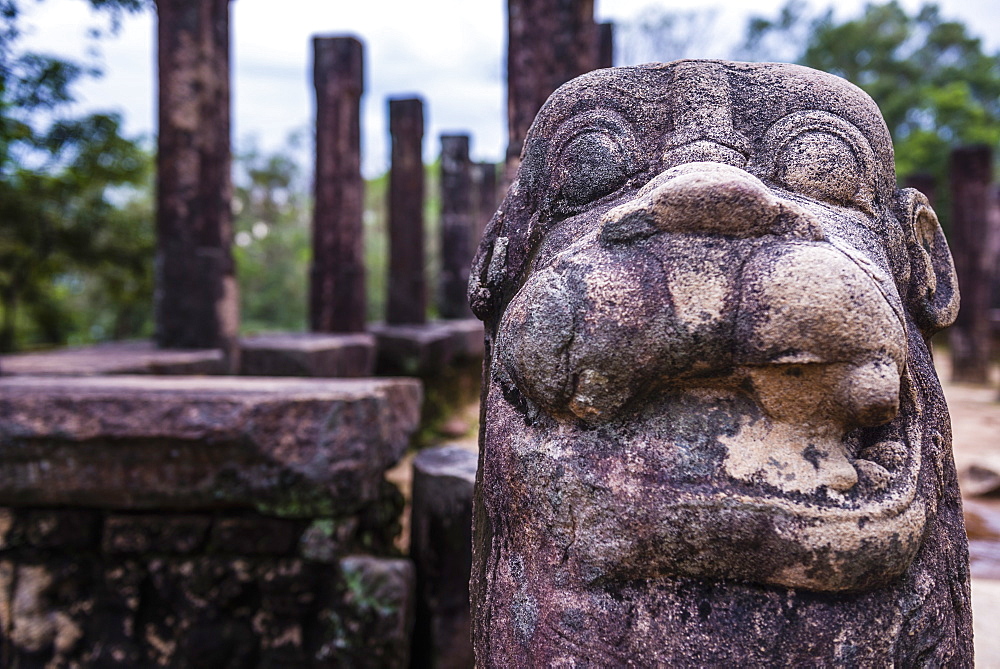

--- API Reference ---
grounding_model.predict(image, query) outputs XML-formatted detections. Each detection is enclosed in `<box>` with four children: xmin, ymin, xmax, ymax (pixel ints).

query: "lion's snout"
<box><xmin>499</xmin><ymin>160</ymin><xmax>906</xmax><ymax>429</ymax></box>
<box><xmin>600</xmin><ymin>162</ymin><xmax>824</xmax><ymax>244</ymax></box>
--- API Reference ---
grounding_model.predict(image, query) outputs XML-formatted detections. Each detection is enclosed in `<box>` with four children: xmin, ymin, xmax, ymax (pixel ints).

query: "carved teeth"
<box><xmin>857</xmin><ymin>440</ymin><xmax>908</xmax><ymax>471</ymax></box>
<box><xmin>854</xmin><ymin>458</ymin><xmax>893</xmax><ymax>492</ymax></box>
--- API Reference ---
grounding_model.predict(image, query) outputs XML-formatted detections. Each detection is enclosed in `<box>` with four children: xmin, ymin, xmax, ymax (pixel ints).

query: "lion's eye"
<box><xmin>557</xmin><ymin>131</ymin><xmax>629</xmax><ymax>205</ymax></box>
<box><xmin>776</xmin><ymin>131</ymin><xmax>861</xmax><ymax>206</ymax></box>
<box><xmin>749</xmin><ymin>111</ymin><xmax>877</xmax><ymax>215</ymax></box>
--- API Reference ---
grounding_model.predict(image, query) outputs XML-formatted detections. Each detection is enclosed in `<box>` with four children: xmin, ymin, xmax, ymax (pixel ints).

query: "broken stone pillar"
<box><xmin>505</xmin><ymin>0</ymin><xmax>599</xmax><ymax>179</ymax></box>
<box><xmin>905</xmin><ymin>172</ymin><xmax>937</xmax><ymax>210</ymax></box>
<box><xmin>949</xmin><ymin>145</ymin><xmax>995</xmax><ymax>384</ymax></box>
<box><xmin>469</xmin><ymin>61</ymin><xmax>969</xmax><ymax>665</ymax></box>
<box><xmin>154</xmin><ymin>0</ymin><xmax>239</xmax><ymax>369</ymax></box>
<box><xmin>598</xmin><ymin>22</ymin><xmax>614</xmax><ymax>68</ymax></box>
<box><xmin>439</xmin><ymin>134</ymin><xmax>474</xmax><ymax>319</ymax></box>
<box><xmin>387</xmin><ymin>97</ymin><xmax>427</xmax><ymax>325</ymax></box>
<box><xmin>0</xmin><ymin>375</ymin><xmax>422</xmax><ymax>666</ymax></box>
<box><xmin>311</xmin><ymin>36</ymin><xmax>366</xmax><ymax>333</ymax></box>
<box><xmin>410</xmin><ymin>445</ymin><xmax>478</xmax><ymax>669</ymax></box>
<box><xmin>472</xmin><ymin>162</ymin><xmax>498</xmax><ymax>246</ymax></box>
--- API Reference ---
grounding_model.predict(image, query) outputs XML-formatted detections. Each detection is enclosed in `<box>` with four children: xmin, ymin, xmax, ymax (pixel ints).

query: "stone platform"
<box><xmin>370</xmin><ymin>319</ymin><xmax>484</xmax><ymax>442</ymax></box>
<box><xmin>0</xmin><ymin>376</ymin><xmax>420</xmax><ymax>514</ymax></box>
<box><xmin>0</xmin><ymin>340</ymin><xmax>225</xmax><ymax>376</ymax></box>
<box><xmin>369</xmin><ymin>319</ymin><xmax>483</xmax><ymax>376</ymax></box>
<box><xmin>0</xmin><ymin>375</ymin><xmax>422</xmax><ymax>667</ymax></box>
<box><xmin>239</xmin><ymin>332</ymin><xmax>376</xmax><ymax>378</ymax></box>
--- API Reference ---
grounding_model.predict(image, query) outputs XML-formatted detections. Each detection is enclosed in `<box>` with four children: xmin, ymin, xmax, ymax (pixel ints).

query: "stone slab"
<box><xmin>0</xmin><ymin>376</ymin><xmax>422</xmax><ymax>516</ymax></box>
<box><xmin>370</xmin><ymin>319</ymin><xmax>483</xmax><ymax>376</ymax></box>
<box><xmin>240</xmin><ymin>332</ymin><xmax>376</xmax><ymax>377</ymax></box>
<box><xmin>0</xmin><ymin>340</ymin><xmax>225</xmax><ymax>376</ymax></box>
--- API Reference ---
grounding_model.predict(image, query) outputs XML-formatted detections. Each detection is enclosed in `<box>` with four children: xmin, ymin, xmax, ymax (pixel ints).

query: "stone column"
<box><xmin>598</xmin><ymin>21</ymin><xmax>614</xmax><ymax>68</ymax></box>
<box><xmin>949</xmin><ymin>145</ymin><xmax>995</xmax><ymax>384</ymax></box>
<box><xmin>311</xmin><ymin>36</ymin><xmax>366</xmax><ymax>333</ymax></box>
<box><xmin>505</xmin><ymin>0</ymin><xmax>599</xmax><ymax>179</ymax></box>
<box><xmin>387</xmin><ymin>97</ymin><xmax>427</xmax><ymax>325</ymax></box>
<box><xmin>439</xmin><ymin>135</ymin><xmax>474</xmax><ymax>319</ymax></box>
<box><xmin>410</xmin><ymin>445</ymin><xmax>478</xmax><ymax>669</ymax></box>
<box><xmin>472</xmin><ymin>162</ymin><xmax>498</xmax><ymax>246</ymax></box>
<box><xmin>154</xmin><ymin>0</ymin><xmax>239</xmax><ymax>368</ymax></box>
<box><xmin>904</xmin><ymin>172</ymin><xmax>937</xmax><ymax>210</ymax></box>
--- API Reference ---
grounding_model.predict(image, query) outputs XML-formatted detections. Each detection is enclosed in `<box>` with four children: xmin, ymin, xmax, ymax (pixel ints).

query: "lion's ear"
<box><xmin>895</xmin><ymin>188</ymin><xmax>959</xmax><ymax>337</ymax></box>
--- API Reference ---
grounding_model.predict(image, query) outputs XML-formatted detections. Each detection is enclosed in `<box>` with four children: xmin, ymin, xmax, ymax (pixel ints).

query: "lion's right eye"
<box><xmin>557</xmin><ymin>130</ymin><xmax>629</xmax><ymax>206</ymax></box>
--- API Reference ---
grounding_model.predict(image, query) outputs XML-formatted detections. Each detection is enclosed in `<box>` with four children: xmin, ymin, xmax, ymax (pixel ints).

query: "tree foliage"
<box><xmin>741</xmin><ymin>1</ymin><xmax>1000</xmax><ymax>200</ymax></box>
<box><xmin>0</xmin><ymin>0</ymin><xmax>152</xmax><ymax>351</ymax></box>
<box><xmin>232</xmin><ymin>137</ymin><xmax>311</xmax><ymax>334</ymax></box>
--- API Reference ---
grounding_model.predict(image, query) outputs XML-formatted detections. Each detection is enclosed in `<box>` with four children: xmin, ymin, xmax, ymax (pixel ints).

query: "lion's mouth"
<box><xmin>496</xmin><ymin>383</ymin><xmax>927</xmax><ymax>592</ymax></box>
<box><xmin>491</xmin><ymin>160</ymin><xmax>927</xmax><ymax>592</ymax></box>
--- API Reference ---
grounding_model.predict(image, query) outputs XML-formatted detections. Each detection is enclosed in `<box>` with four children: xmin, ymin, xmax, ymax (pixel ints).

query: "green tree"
<box><xmin>0</xmin><ymin>0</ymin><xmax>151</xmax><ymax>351</ymax></box>
<box><xmin>741</xmin><ymin>1</ymin><xmax>1000</xmax><ymax>209</ymax></box>
<box><xmin>232</xmin><ymin>137</ymin><xmax>311</xmax><ymax>333</ymax></box>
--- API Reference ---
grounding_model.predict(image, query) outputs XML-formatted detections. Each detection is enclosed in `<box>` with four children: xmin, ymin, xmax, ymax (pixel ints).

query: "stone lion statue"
<box><xmin>469</xmin><ymin>61</ymin><xmax>970</xmax><ymax>666</ymax></box>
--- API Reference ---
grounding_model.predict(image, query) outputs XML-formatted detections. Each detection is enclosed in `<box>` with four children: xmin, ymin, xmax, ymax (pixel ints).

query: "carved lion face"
<box><xmin>470</xmin><ymin>61</ymin><xmax>959</xmax><ymax>592</ymax></box>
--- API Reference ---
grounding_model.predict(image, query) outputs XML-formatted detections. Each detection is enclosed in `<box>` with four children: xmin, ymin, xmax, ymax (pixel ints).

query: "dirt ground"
<box><xmin>936</xmin><ymin>350</ymin><xmax>1000</xmax><ymax>668</ymax></box>
<box><xmin>390</xmin><ymin>349</ymin><xmax>1000</xmax><ymax>665</ymax></box>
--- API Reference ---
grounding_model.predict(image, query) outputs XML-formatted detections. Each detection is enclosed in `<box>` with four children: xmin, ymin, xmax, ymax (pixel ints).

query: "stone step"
<box><xmin>0</xmin><ymin>376</ymin><xmax>421</xmax><ymax>517</ymax></box>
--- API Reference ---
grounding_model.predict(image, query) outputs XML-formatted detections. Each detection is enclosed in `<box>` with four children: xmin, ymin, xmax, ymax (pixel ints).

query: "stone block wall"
<box><xmin>0</xmin><ymin>376</ymin><xmax>422</xmax><ymax>668</ymax></box>
<box><xmin>0</xmin><ymin>509</ymin><xmax>413</xmax><ymax>667</ymax></box>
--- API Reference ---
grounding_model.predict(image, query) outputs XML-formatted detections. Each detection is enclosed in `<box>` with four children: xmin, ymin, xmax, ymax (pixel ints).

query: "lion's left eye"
<box><xmin>776</xmin><ymin>131</ymin><xmax>862</xmax><ymax>206</ymax></box>
<box><xmin>557</xmin><ymin>131</ymin><xmax>630</xmax><ymax>205</ymax></box>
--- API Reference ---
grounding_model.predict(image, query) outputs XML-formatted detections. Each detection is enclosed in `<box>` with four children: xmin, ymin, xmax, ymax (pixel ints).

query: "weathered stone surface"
<box><xmin>154</xmin><ymin>0</ymin><xmax>240</xmax><ymax>369</ymax></box>
<box><xmin>240</xmin><ymin>332</ymin><xmax>376</xmax><ymax>377</ymax></box>
<box><xmin>0</xmin><ymin>376</ymin><xmax>421</xmax><ymax>516</ymax></box>
<box><xmin>0</xmin><ymin>340</ymin><xmax>225</xmax><ymax>376</ymax></box>
<box><xmin>0</xmin><ymin>509</ymin><xmax>101</xmax><ymax>550</ymax></box>
<box><xmin>208</xmin><ymin>516</ymin><xmax>305</xmax><ymax>555</ymax></box>
<box><xmin>470</xmin><ymin>61</ymin><xmax>970</xmax><ymax>665</ymax></box>
<box><xmin>311</xmin><ymin>36</ymin><xmax>367</xmax><ymax>333</ymax></box>
<box><xmin>597</xmin><ymin>21</ymin><xmax>614</xmax><ymax>69</ymax></box>
<box><xmin>318</xmin><ymin>556</ymin><xmax>415</xmax><ymax>668</ymax></box>
<box><xmin>411</xmin><ymin>445</ymin><xmax>477</xmax><ymax>669</ymax></box>
<box><xmin>103</xmin><ymin>514</ymin><xmax>212</xmax><ymax>554</ymax></box>
<box><xmin>0</xmin><ymin>502</ymin><xmax>414</xmax><ymax>667</ymax></box>
<box><xmin>0</xmin><ymin>552</ymin><xmax>414</xmax><ymax>667</ymax></box>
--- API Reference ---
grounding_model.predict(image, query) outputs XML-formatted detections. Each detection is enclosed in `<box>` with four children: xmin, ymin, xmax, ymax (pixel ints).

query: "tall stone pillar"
<box><xmin>472</xmin><ymin>162</ymin><xmax>498</xmax><ymax>246</ymax></box>
<box><xmin>505</xmin><ymin>0</ymin><xmax>599</xmax><ymax>180</ymax></box>
<box><xmin>311</xmin><ymin>36</ymin><xmax>366</xmax><ymax>333</ymax></box>
<box><xmin>904</xmin><ymin>172</ymin><xmax>937</xmax><ymax>210</ymax></box>
<box><xmin>386</xmin><ymin>97</ymin><xmax>427</xmax><ymax>326</ymax></box>
<box><xmin>439</xmin><ymin>135</ymin><xmax>474</xmax><ymax>320</ymax></box>
<box><xmin>598</xmin><ymin>22</ymin><xmax>614</xmax><ymax>68</ymax></box>
<box><xmin>154</xmin><ymin>0</ymin><xmax>239</xmax><ymax>368</ymax></box>
<box><xmin>948</xmin><ymin>145</ymin><xmax>995</xmax><ymax>383</ymax></box>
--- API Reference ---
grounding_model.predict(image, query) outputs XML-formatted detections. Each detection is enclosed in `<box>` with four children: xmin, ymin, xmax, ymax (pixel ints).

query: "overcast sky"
<box><xmin>17</xmin><ymin>0</ymin><xmax>1000</xmax><ymax>177</ymax></box>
